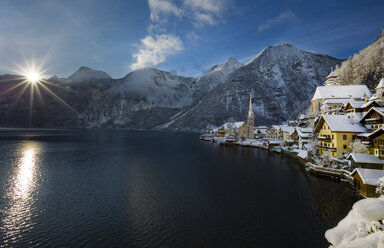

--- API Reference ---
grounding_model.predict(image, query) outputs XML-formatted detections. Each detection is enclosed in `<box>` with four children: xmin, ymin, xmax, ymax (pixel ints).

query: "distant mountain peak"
<box><xmin>67</xmin><ymin>66</ymin><xmax>112</xmax><ymax>82</ymax></box>
<box><xmin>78</xmin><ymin>66</ymin><xmax>93</xmax><ymax>71</ymax></box>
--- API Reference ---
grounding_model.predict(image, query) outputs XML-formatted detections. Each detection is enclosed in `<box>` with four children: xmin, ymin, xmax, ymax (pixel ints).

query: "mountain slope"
<box><xmin>167</xmin><ymin>44</ymin><xmax>342</xmax><ymax>129</ymax></box>
<box><xmin>335</xmin><ymin>29</ymin><xmax>384</xmax><ymax>88</ymax></box>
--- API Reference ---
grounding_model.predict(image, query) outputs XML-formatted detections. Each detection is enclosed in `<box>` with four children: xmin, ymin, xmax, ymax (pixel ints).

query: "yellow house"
<box><xmin>314</xmin><ymin>115</ymin><xmax>366</xmax><ymax>157</ymax></box>
<box><xmin>280</xmin><ymin>126</ymin><xmax>297</xmax><ymax>146</ymax></box>
<box><xmin>367</xmin><ymin>128</ymin><xmax>384</xmax><ymax>159</ymax></box>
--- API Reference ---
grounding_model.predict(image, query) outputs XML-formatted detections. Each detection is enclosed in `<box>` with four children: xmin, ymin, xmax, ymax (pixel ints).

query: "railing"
<box><xmin>365</xmin><ymin>117</ymin><xmax>381</xmax><ymax>123</ymax></box>
<box><xmin>318</xmin><ymin>136</ymin><xmax>331</xmax><ymax>142</ymax></box>
<box><xmin>318</xmin><ymin>145</ymin><xmax>337</xmax><ymax>150</ymax></box>
<box><xmin>306</xmin><ymin>162</ymin><xmax>344</xmax><ymax>175</ymax></box>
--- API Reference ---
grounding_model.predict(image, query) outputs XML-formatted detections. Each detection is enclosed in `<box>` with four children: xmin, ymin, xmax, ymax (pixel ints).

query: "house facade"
<box><xmin>266</xmin><ymin>125</ymin><xmax>280</xmax><ymax>139</ymax></box>
<box><xmin>314</xmin><ymin>115</ymin><xmax>366</xmax><ymax>157</ymax></box>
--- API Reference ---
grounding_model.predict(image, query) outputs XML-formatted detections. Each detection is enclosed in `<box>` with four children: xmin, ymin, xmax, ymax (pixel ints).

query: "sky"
<box><xmin>0</xmin><ymin>0</ymin><xmax>383</xmax><ymax>78</ymax></box>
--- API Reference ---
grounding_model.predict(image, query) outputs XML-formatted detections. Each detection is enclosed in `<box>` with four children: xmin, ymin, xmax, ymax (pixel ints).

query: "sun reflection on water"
<box><xmin>1</xmin><ymin>142</ymin><xmax>41</xmax><ymax>243</ymax></box>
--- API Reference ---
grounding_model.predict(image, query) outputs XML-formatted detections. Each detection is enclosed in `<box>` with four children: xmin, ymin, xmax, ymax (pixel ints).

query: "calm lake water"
<box><xmin>0</xmin><ymin>129</ymin><xmax>356</xmax><ymax>247</ymax></box>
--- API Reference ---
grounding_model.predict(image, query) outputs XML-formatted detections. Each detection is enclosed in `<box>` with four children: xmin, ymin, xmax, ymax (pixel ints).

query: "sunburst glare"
<box><xmin>0</xmin><ymin>59</ymin><xmax>84</xmax><ymax>122</ymax></box>
<box><xmin>26</xmin><ymin>71</ymin><xmax>41</xmax><ymax>84</ymax></box>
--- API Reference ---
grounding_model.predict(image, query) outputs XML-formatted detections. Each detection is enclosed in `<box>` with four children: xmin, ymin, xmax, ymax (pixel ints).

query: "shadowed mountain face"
<box><xmin>0</xmin><ymin>44</ymin><xmax>342</xmax><ymax>130</ymax></box>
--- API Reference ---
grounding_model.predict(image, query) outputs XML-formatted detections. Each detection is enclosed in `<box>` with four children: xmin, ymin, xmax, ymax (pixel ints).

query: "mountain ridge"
<box><xmin>0</xmin><ymin>43</ymin><xmax>343</xmax><ymax>130</ymax></box>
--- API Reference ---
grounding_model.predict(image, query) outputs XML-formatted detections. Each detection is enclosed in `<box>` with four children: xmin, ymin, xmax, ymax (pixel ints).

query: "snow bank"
<box><xmin>325</xmin><ymin>196</ymin><xmax>384</xmax><ymax>247</ymax></box>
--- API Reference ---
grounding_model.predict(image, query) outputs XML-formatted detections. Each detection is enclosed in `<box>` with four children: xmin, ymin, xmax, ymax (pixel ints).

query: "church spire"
<box><xmin>247</xmin><ymin>92</ymin><xmax>254</xmax><ymax>140</ymax></box>
<box><xmin>248</xmin><ymin>93</ymin><xmax>253</xmax><ymax>117</ymax></box>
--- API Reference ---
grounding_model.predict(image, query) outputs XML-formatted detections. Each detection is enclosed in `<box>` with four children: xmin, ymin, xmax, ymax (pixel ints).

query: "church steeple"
<box><xmin>324</xmin><ymin>71</ymin><xmax>342</xmax><ymax>86</ymax></box>
<box><xmin>247</xmin><ymin>93</ymin><xmax>254</xmax><ymax>139</ymax></box>
<box><xmin>248</xmin><ymin>93</ymin><xmax>253</xmax><ymax>118</ymax></box>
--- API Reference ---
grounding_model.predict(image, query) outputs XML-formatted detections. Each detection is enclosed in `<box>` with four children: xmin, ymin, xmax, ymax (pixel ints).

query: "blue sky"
<box><xmin>0</xmin><ymin>0</ymin><xmax>383</xmax><ymax>78</ymax></box>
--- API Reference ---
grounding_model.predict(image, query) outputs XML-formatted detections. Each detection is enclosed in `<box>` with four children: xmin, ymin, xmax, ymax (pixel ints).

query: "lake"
<box><xmin>0</xmin><ymin>129</ymin><xmax>356</xmax><ymax>247</ymax></box>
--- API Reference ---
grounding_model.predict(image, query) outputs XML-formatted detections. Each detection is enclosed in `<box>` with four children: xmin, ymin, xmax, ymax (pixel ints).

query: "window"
<box><xmin>332</xmin><ymin>135</ymin><xmax>334</xmax><ymax>139</ymax></box>
<box><xmin>352</xmin><ymin>135</ymin><xmax>356</xmax><ymax>140</ymax></box>
<box><xmin>343</xmin><ymin>145</ymin><xmax>347</xmax><ymax>149</ymax></box>
<box><xmin>343</xmin><ymin>135</ymin><xmax>347</xmax><ymax>140</ymax></box>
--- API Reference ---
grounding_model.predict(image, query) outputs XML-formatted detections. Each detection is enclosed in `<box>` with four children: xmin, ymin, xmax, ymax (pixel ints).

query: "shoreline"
<box><xmin>204</xmin><ymin>138</ymin><xmax>365</xmax><ymax>199</ymax></box>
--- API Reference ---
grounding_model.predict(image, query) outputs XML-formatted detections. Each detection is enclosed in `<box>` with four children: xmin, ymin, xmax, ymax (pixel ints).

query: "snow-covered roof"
<box><xmin>352</xmin><ymin>168</ymin><xmax>384</xmax><ymax>185</ymax></box>
<box><xmin>344</xmin><ymin>100</ymin><xmax>366</xmax><ymax>109</ymax></box>
<box><xmin>234</xmin><ymin>121</ymin><xmax>246</xmax><ymax>128</ymax></box>
<box><xmin>357</xmin><ymin>132</ymin><xmax>371</xmax><ymax>138</ymax></box>
<box><xmin>316</xmin><ymin>115</ymin><xmax>366</xmax><ymax>133</ymax></box>
<box><xmin>297</xmin><ymin>127</ymin><xmax>313</xmax><ymax>133</ymax></box>
<box><xmin>375</xmin><ymin>78</ymin><xmax>384</xmax><ymax>89</ymax></box>
<box><xmin>268</xmin><ymin>140</ymin><xmax>283</xmax><ymax>144</ymax></box>
<box><xmin>347</xmin><ymin>153</ymin><xmax>384</xmax><ymax>164</ymax></box>
<box><xmin>360</xmin><ymin>100</ymin><xmax>383</xmax><ymax>109</ymax></box>
<box><xmin>311</xmin><ymin>85</ymin><xmax>371</xmax><ymax>101</ymax></box>
<box><xmin>327</xmin><ymin>71</ymin><xmax>338</xmax><ymax>78</ymax></box>
<box><xmin>222</xmin><ymin>122</ymin><xmax>232</xmax><ymax>130</ymax></box>
<box><xmin>367</xmin><ymin>127</ymin><xmax>384</xmax><ymax>139</ymax></box>
<box><xmin>323</xmin><ymin>99</ymin><xmax>350</xmax><ymax>104</ymax></box>
<box><xmin>255</xmin><ymin>125</ymin><xmax>268</xmax><ymax>129</ymax></box>
<box><xmin>280</xmin><ymin>126</ymin><xmax>295</xmax><ymax>134</ymax></box>
<box><xmin>293</xmin><ymin>149</ymin><xmax>308</xmax><ymax>159</ymax></box>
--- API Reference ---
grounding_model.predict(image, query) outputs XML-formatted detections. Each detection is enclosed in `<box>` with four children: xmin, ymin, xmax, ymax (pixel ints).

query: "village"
<box><xmin>200</xmin><ymin>72</ymin><xmax>384</xmax><ymax>198</ymax></box>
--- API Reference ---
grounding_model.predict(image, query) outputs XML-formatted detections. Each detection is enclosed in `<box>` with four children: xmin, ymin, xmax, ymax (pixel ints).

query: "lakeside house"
<box><xmin>367</xmin><ymin>128</ymin><xmax>384</xmax><ymax>159</ymax></box>
<box><xmin>347</xmin><ymin>153</ymin><xmax>384</xmax><ymax>170</ymax></box>
<box><xmin>296</xmin><ymin>127</ymin><xmax>313</xmax><ymax>149</ymax></box>
<box><xmin>351</xmin><ymin>168</ymin><xmax>384</xmax><ymax>197</ymax></box>
<box><xmin>314</xmin><ymin>115</ymin><xmax>366</xmax><ymax>156</ymax></box>
<box><xmin>280</xmin><ymin>126</ymin><xmax>297</xmax><ymax>146</ymax></box>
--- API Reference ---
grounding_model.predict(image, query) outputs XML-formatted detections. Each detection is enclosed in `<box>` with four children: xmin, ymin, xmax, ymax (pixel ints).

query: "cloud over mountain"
<box><xmin>130</xmin><ymin>34</ymin><xmax>183</xmax><ymax>70</ymax></box>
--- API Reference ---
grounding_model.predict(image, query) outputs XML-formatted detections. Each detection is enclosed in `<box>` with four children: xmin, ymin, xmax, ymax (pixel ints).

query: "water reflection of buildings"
<box><xmin>1</xmin><ymin>142</ymin><xmax>41</xmax><ymax>243</ymax></box>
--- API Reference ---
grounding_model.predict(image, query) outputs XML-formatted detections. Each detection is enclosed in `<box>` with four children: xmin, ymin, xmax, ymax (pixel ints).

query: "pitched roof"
<box><xmin>315</xmin><ymin>115</ymin><xmax>366</xmax><ymax>133</ymax></box>
<box><xmin>367</xmin><ymin>127</ymin><xmax>384</xmax><ymax>139</ymax></box>
<box><xmin>375</xmin><ymin>78</ymin><xmax>384</xmax><ymax>89</ymax></box>
<box><xmin>280</xmin><ymin>126</ymin><xmax>295</xmax><ymax>134</ymax></box>
<box><xmin>311</xmin><ymin>85</ymin><xmax>371</xmax><ymax>101</ymax></box>
<box><xmin>360</xmin><ymin>107</ymin><xmax>384</xmax><ymax>122</ymax></box>
<box><xmin>323</xmin><ymin>99</ymin><xmax>350</xmax><ymax>104</ymax></box>
<box><xmin>297</xmin><ymin>127</ymin><xmax>313</xmax><ymax>133</ymax></box>
<box><xmin>347</xmin><ymin>153</ymin><xmax>384</xmax><ymax>164</ymax></box>
<box><xmin>234</xmin><ymin>121</ymin><xmax>246</xmax><ymax>128</ymax></box>
<box><xmin>351</xmin><ymin>168</ymin><xmax>384</xmax><ymax>186</ymax></box>
<box><xmin>344</xmin><ymin>100</ymin><xmax>366</xmax><ymax>109</ymax></box>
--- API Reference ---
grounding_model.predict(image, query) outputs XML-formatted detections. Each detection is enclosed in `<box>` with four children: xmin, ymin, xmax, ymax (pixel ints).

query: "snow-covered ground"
<box><xmin>325</xmin><ymin>196</ymin><xmax>384</xmax><ymax>247</ymax></box>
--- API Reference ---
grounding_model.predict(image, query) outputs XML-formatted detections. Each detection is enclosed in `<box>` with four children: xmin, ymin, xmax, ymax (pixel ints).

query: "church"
<box><xmin>237</xmin><ymin>94</ymin><xmax>255</xmax><ymax>140</ymax></box>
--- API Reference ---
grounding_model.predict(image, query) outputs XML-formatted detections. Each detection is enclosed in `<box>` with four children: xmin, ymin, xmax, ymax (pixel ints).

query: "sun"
<box><xmin>26</xmin><ymin>71</ymin><xmax>41</xmax><ymax>84</ymax></box>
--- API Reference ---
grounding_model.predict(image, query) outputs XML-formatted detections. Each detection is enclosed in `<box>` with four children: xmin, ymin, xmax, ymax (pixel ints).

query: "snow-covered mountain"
<box><xmin>166</xmin><ymin>44</ymin><xmax>342</xmax><ymax>129</ymax></box>
<box><xmin>0</xmin><ymin>44</ymin><xmax>342</xmax><ymax>130</ymax></box>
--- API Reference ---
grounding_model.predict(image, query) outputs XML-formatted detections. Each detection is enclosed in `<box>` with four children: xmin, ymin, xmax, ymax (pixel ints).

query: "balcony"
<box><xmin>318</xmin><ymin>145</ymin><xmax>337</xmax><ymax>151</ymax></box>
<box><xmin>365</xmin><ymin>117</ymin><xmax>381</xmax><ymax>124</ymax></box>
<box><xmin>318</xmin><ymin>136</ymin><xmax>331</xmax><ymax>142</ymax></box>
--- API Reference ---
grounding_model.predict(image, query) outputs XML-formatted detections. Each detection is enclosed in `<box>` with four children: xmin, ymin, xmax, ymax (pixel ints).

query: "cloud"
<box><xmin>148</xmin><ymin>0</ymin><xmax>182</xmax><ymax>21</ymax></box>
<box><xmin>130</xmin><ymin>34</ymin><xmax>183</xmax><ymax>70</ymax></box>
<box><xmin>184</xmin><ymin>0</ymin><xmax>232</xmax><ymax>26</ymax></box>
<box><xmin>184</xmin><ymin>0</ymin><xmax>226</xmax><ymax>13</ymax></box>
<box><xmin>258</xmin><ymin>10</ymin><xmax>296</xmax><ymax>32</ymax></box>
<box><xmin>193</xmin><ymin>12</ymin><xmax>216</xmax><ymax>26</ymax></box>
